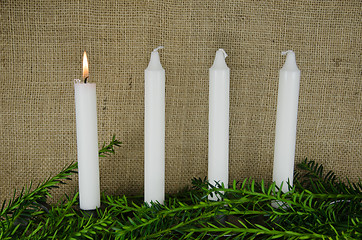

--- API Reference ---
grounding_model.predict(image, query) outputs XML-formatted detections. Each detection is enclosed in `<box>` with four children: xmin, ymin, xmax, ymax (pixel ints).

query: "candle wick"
<box><xmin>84</xmin><ymin>76</ymin><xmax>89</xmax><ymax>84</ymax></box>
<box><xmin>153</xmin><ymin>46</ymin><xmax>164</xmax><ymax>52</ymax></box>
<box><xmin>281</xmin><ymin>50</ymin><xmax>293</xmax><ymax>56</ymax></box>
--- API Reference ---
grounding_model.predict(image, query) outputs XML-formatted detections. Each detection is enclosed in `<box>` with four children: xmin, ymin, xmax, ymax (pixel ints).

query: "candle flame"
<box><xmin>83</xmin><ymin>51</ymin><xmax>89</xmax><ymax>81</ymax></box>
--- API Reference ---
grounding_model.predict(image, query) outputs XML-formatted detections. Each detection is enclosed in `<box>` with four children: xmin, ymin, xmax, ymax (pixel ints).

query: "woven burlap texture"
<box><xmin>1</xmin><ymin>0</ymin><xmax>361</xmax><ymax>202</ymax></box>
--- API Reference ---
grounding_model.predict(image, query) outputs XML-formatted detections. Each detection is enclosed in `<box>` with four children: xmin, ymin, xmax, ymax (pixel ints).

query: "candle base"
<box><xmin>206</xmin><ymin>214</ymin><xmax>243</xmax><ymax>237</ymax></box>
<box><xmin>13</xmin><ymin>201</ymin><xmax>51</xmax><ymax>227</ymax></box>
<box><xmin>206</xmin><ymin>213</ymin><xmax>270</xmax><ymax>237</ymax></box>
<box><xmin>271</xmin><ymin>200</ymin><xmax>290</xmax><ymax>209</ymax></box>
<box><xmin>74</xmin><ymin>205</ymin><xmax>104</xmax><ymax>218</ymax></box>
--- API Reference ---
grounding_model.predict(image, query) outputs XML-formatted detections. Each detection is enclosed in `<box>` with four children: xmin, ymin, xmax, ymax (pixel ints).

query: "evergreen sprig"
<box><xmin>295</xmin><ymin>158</ymin><xmax>362</xmax><ymax>195</ymax></box>
<box><xmin>0</xmin><ymin>161</ymin><xmax>77</xmax><ymax>239</ymax></box>
<box><xmin>99</xmin><ymin>135</ymin><xmax>122</xmax><ymax>158</ymax></box>
<box><xmin>103</xmin><ymin>176</ymin><xmax>361</xmax><ymax>239</ymax></box>
<box><xmin>1</xmin><ymin>136</ymin><xmax>361</xmax><ymax>240</ymax></box>
<box><xmin>0</xmin><ymin>135</ymin><xmax>122</xmax><ymax>239</ymax></box>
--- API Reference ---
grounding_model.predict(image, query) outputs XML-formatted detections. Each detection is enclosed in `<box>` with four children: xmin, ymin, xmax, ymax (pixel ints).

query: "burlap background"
<box><xmin>1</xmin><ymin>0</ymin><xmax>361</xmax><ymax>202</ymax></box>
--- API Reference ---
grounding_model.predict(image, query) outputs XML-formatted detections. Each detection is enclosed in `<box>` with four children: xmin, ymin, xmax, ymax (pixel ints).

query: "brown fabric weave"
<box><xmin>1</xmin><ymin>0</ymin><xmax>361</xmax><ymax>202</ymax></box>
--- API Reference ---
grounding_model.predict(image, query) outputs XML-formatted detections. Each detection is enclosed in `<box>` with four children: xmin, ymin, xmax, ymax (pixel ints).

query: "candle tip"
<box><xmin>281</xmin><ymin>50</ymin><xmax>299</xmax><ymax>72</ymax></box>
<box><xmin>153</xmin><ymin>46</ymin><xmax>164</xmax><ymax>52</ymax></box>
<box><xmin>146</xmin><ymin>47</ymin><xmax>164</xmax><ymax>70</ymax></box>
<box><xmin>211</xmin><ymin>49</ymin><xmax>229</xmax><ymax>69</ymax></box>
<box><xmin>218</xmin><ymin>49</ymin><xmax>228</xmax><ymax>58</ymax></box>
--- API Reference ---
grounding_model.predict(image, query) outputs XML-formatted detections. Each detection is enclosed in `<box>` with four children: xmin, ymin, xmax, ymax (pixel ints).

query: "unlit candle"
<box><xmin>144</xmin><ymin>47</ymin><xmax>165</xmax><ymax>204</ymax></box>
<box><xmin>273</xmin><ymin>50</ymin><xmax>300</xmax><ymax>193</ymax></box>
<box><xmin>208</xmin><ymin>49</ymin><xmax>230</xmax><ymax>201</ymax></box>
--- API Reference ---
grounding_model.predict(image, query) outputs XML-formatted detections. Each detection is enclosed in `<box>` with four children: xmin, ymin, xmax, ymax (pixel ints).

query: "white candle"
<box><xmin>208</xmin><ymin>49</ymin><xmax>230</xmax><ymax>201</ymax></box>
<box><xmin>273</xmin><ymin>50</ymin><xmax>300</xmax><ymax>193</ymax></box>
<box><xmin>144</xmin><ymin>46</ymin><xmax>165</xmax><ymax>204</ymax></box>
<box><xmin>74</xmin><ymin>52</ymin><xmax>100</xmax><ymax>210</ymax></box>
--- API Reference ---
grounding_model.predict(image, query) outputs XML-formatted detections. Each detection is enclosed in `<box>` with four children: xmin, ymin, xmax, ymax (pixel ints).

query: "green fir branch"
<box><xmin>0</xmin><ymin>162</ymin><xmax>77</xmax><ymax>239</ymax></box>
<box><xmin>295</xmin><ymin>158</ymin><xmax>362</xmax><ymax>195</ymax></box>
<box><xmin>1</xmin><ymin>147</ymin><xmax>361</xmax><ymax>239</ymax></box>
<box><xmin>0</xmin><ymin>135</ymin><xmax>122</xmax><ymax>239</ymax></box>
<box><xmin>99</xmin><ymin>135</ymin><xmax>122</xmax><ymax>158</ymax></box>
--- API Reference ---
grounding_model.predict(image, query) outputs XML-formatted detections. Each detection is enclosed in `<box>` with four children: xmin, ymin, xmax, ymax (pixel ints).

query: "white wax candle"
<box><xmin>273</xmin><ymin>50</ymin><xmax>300</xmax><ymax>193</ymax></box>
<box><xmin>208</xmin><ymin>49</ymin><xmax>230</xmax><ymax>201</ymax></box>
<box><xmin>74</xmin><ymin>52</ymin><xmax>100</xmax><ymax>210</ymax></box>
<box><xmin>144</xmin><ymin>46</ymin><xmax>165</xmax><ymax>204</ymax></box>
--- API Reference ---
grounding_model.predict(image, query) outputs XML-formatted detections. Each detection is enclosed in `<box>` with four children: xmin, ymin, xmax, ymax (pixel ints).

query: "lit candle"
<box><xmin>74</xmin><ymin>51</ymin><xmax>100</xmax><ymax>210</ymax></box>
<box><xmin>273</xmin><ymin>50</ymin><xmax>300</xmax><ymax>193</ymax></box>
<box><xmin>208</xmin><ymin>49</ymin><xmax>230</xmax><ymax>201</ymax></box>
<box><xmin>144</xmin><ymin>46</ymin><xmax>165</xmax><ymax>204</ymax></box>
